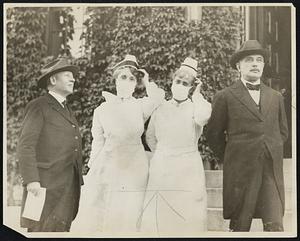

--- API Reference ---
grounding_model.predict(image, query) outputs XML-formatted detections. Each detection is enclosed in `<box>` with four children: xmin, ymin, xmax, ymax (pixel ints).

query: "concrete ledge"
<box><xmin>205</xmin><ymin>170</ymin><xmax>223</xmax><ymax>188</ymax></box>
<box><xmin>207</xmin><ymin>208</ymin><xmax>293</xmax><ymax>232</ymax></box>
<box><xmin>4</xmin><ymin>206</ymin><xmax>295</xmax><ymax>234</ymax></box>
<box><xmin>206</xmin><ymin>188</ymin><xmax>293</xmax><ymax>210</ymax></box>
<box><xmin>205</xmin><ymin>170</ymin><xmax>293</xmax><ymax>190</ymax></box>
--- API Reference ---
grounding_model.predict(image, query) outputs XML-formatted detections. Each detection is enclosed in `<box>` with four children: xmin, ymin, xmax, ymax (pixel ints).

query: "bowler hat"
<box><xmin>38</xmin><ymin>57</ymin><xmax>79</xmax><ymax>89</ymax></box>
<box><xmin>230</xmin><ymin>40</ymin><xmax>268</xmax><ymax>69</ymax></box>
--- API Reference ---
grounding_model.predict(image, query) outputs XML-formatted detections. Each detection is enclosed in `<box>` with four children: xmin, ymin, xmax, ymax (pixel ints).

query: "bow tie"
<box><xmin>246</xmin><ymin>83</ymin><xmax>260</xmax><ymax>91</ymax></box>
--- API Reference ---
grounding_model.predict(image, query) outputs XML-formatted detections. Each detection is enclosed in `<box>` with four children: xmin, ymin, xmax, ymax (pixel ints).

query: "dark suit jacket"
<box><xmin>17</xmin><ymin>93</ymin><xmax>83</xmax><ymax>227</ymax></box>
<box><xmin>206</xmin><ymin>80</ymin><xmax>288</xmax><ymax>219</ymax></box>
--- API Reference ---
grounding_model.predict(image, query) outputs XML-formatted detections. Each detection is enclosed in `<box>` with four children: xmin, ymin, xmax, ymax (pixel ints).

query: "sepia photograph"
<box><xmin>3</xmin><ymin>2</ymin><xmax>297</xmax><ymax>238</ymax></box>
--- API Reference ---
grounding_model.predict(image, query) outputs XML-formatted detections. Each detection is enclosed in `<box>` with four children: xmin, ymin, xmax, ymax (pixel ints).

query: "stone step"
<box><xmin>283</xmin><ymin>158</ymin><xmax>293</xmax><ymax>173</ymax></box>
<box><xmin>205</xmin><ymin>159</ymin><xmax>295</xmax><ymax>232</ymax></box>
<box><xmin>5</xmin><ymin>206</ymin><xmax>296</xmax><ymax>234</ymax></box>
<box><xmin>207</xmin><ymin>208</ymin><xmax>294</xmax><ymax>232</ymax></box>
<box><xmin>4</xmin><ymin>206</ymin><xmax>26</xmax><ymax>233</ymax></box>
<box><xmin>206</xmin><ymin>188</ymin><xmax>293</xmax><ymax>211</ymax></box>
<box><xmin>205</xmin><ymin>170</ymin><xmax>223</xmax><ymax>188</ymax></box>
<box><xmin>205</xmin><ymin>171</ymin><xmax>293</xmax><ymax>189</ymax></box>
<box><xmin>205</xmin><ymin>169</ymin><xmax>293</xmax><ymax>190</ymax></box>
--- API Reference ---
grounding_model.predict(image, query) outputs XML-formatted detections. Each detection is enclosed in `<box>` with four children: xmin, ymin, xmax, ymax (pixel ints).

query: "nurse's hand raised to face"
<box><xmin>192</xmin><ymin>81</ymin><xmax>205</xmax><ymax>102</ymax></box>
<box><xmin>138</xmin><ymin>69</ymin><xmax>149</xmax><ymax>86</ymax></box>
<box><xmin>193</xmin><ymin>81</ymin><xmax>202</xmax><ymax>94</ymax></box>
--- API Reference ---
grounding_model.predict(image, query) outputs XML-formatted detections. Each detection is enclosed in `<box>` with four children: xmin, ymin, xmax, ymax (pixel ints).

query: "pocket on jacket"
<box><xmin>46</xmin><ymin>120</ymin><xmax>67</xmax><ymax>130</ymax></box>
<box><xmin>37</xmin><ymin>162</ymin><xmax>52</xmax><ymax>169</ymax></box>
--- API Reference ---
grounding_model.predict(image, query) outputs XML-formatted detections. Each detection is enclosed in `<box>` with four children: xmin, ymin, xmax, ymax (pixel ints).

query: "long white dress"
<box><xmin>139</xmin><ymin>93</ymin><xmax>212</xmax><ymax>237</ymax></box>
<box><xmin>71</xmin><ymin>83</ymin><xmax>164</xmax><ymax>235</ymax></box>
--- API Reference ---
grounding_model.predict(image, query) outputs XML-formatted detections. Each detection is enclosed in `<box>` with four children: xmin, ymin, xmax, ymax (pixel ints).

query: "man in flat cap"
<box><xmin>17</xmin><ymin>58</ymin><xmax>83</xmax><ymax>232</ymax></box>
<box><xmin>206</xmin><ymin>40</ymin><xmax>288</xmax><ymax>231</ymax></box>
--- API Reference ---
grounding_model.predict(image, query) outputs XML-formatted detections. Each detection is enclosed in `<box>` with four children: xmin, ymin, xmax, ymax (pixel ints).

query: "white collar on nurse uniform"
<box><xmin>102</xmin><ymin>91</ymin><xmax>134</xmax><ymax>103</ymax></box>
<box><xmin>170</xmin><ymin>98</ymin><xmax>191</xmax><ymax>107</ymax></box>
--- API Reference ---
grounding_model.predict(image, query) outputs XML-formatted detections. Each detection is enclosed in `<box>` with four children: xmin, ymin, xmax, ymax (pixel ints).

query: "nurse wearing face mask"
<box><xmin>139</xmin><ymin>57</ymin><xmax>212</xmax><ymax>236</ymax></box>
<box><xmin>71</xmin><ymin>55</ymin><xmax>165</xmax><ymax>235</ymax></box>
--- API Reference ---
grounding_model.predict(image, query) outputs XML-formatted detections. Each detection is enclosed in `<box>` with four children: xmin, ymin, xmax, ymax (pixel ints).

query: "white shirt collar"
<box><xmin>241</xmin><ymin>77</ymin><xmax>261</xmax><ymax>89</ymax></box>
<box><xmin>170</xmin><ymin>98</ymin><xmax>191</xmax><ymax>106</ymax></box>
<box><xmin>48</xmin><ymin>91</ymin><xmax>66</xmax><ymax>105</ymax></box>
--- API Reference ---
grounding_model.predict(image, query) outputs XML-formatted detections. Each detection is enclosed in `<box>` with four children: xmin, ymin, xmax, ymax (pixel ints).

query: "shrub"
<box><xmin>70</xmin><ymin>6</ymin><xmax>243</xmax><ymax>171</ymax></box>
<box><xmin>6</xmin><ymin>6</ymin><xmax>244</xmax><ymax>204</ymax></box>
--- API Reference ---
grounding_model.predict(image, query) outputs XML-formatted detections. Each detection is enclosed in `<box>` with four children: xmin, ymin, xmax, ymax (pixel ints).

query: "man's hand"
<box><xmin>27</xmin><ymin>182</ymin><xmax>41</xmax><ymax>196</ymax></box>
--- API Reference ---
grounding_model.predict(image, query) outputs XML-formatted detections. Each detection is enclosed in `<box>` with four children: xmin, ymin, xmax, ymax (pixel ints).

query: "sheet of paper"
<box><xmin>22</xmin><ymin>187</ymin><xmax>46</xmax><ymax>221</ymax></box>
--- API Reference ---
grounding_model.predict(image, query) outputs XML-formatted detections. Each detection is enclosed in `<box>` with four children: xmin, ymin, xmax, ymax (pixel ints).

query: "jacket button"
<box><xmin>75</xmin><ymin>148</ymin><xmax>78</xmax><ymax>152</ymax></box>
<box><xmin>72</xmin><ymin>125</ymin><xmax>76</xmax><ymax>128</ymax></box>
<box><xmin>75</xmin><ymin>136</ymin><xmax>78</xmax><ymax>139</ymax></box>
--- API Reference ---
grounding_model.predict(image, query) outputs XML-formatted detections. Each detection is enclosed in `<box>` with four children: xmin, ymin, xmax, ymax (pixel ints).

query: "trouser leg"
<box><xmin>36</xmin><ymin>166</ymin><xmax>79</xmax><ymax>232</ymax></box>
<box><xmin>256</xmin><ymin>153</ymin><xmax>284</xmax><ymax>232</ymax></box>
<box><xmin>229</xmin><ymin>166</ymin><xmax>263</xmax><ymax>231</ymax></box>
<box><xmin>27</xmin><ymin>223</ymin><xmax>41</xmax><ymax>232</ymax></box>
<box><xmin>229</xmin><ymin>148</ymin><xmax>267</xmax><ymax>232</ymax></box>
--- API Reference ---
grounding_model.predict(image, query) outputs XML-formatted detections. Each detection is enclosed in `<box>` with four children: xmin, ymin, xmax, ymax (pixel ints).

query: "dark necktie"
<box><xmin>246</xmin><ymin>82</ymin><xmax>260</xmax><ymax>91</ymax></box>
<box><xmin>62</xmin><ymin>100</ymin><xmax>70</xmax><ymax>117</ymax></box>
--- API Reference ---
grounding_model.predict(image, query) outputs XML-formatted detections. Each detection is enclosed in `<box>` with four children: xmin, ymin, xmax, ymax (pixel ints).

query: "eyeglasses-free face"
<box><xmin>49</xmin><ymin>71</ymin><xmax>75</xmax><ymax>96</ymax></box>
<box><xmin>237</xmin><ymin>54</ymin><xmax>265</xmax><ymax>82</ymax></box>
<box><xmin>114</xmin><ymin>68</ymin><xmax>137</xmax><ymax>98</ymax></box>
<box><xmin>173</xmin><ymin>70</ymin><xmax>194</xmax><ymax>87</ymax></box>
<box><xmin>118</xmin><ymin>72</ymin><xmax>137</xmax><ymax>82</ymax></box>
<box><xmin>114</xmin><ymin>67</ymin><xmax>137</xmax><ymax>83</ymax></box>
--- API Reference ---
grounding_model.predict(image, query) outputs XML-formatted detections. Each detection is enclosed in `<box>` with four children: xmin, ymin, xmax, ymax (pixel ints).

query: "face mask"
<box><xmin>171</xmin><ymin>83</ymin><xmax>191</xmax><ymax>101</ymax></box>
<box><xmin>116</xmin><ymin>81</ymin><xmax>135</xmax><ymax>98</ymax></box>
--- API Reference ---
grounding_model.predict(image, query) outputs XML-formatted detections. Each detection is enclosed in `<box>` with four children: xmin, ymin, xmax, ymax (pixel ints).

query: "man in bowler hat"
<box><xmin>17</xmin><ymin>58</ymin><xmax>83</xmax><ymax>232</ymax></box>
<box><xmin>206</xmin><ymin>40</ymin><xmax>288</xmax><ymax>231</ymax></box>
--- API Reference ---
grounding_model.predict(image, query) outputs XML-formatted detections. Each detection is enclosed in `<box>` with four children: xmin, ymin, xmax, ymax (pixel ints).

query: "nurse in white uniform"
<box><xmin>72</xmin><ymin>55</ymin><xmax>165</xmax><ymax>235</ymax></box>
<box><xmin>139</xmin><ymin>57</ymin><xmax>212</xmax><ymax>237</ymax></box>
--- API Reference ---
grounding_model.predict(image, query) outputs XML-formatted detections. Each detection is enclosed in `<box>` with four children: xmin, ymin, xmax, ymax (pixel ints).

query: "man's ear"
<box><xmin>236</xmin><ymin>62</ymin><xmax>240</xmax><ymax>72</ymax></box>
<box><xmin>49</xmin><ymin>76</ymin><xmax>56</xmax><ymax>85</ymax></box>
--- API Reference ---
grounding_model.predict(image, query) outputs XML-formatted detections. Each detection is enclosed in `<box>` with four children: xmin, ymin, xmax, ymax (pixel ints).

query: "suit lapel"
<box><xmin>259</xmin><ymin>82</ymin><xmax>273</xmax><ymax>118</ymax></box>
<box><xmin>229</xmin><ymin>80</ymin><xmax>264</xmax><ymax>121</ymax></box>
<box><xmin>46</xmin><ymin>93</ymin><xmax>76</xmax><ymax>124</ymax></box>
<box><xmin>68</xmin><ymin>105</ymin><xmax>79</xmax><ymax>124</ymax></box>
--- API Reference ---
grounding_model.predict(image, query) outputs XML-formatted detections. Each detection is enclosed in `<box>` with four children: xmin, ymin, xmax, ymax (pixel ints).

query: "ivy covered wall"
<box><xmin>70</xmin><ymin>6</ymin><xmax>243</xmax><ymax>172</ymax></box>
<box><xmin>6</xmin><ymin>7</ymin><xmax>75</xmax><ymax>205</ymax></box>
<box><xmin>6</xmin><ymin>6</ymin><xmax>244</xmax><ymax>204</ymax></box>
